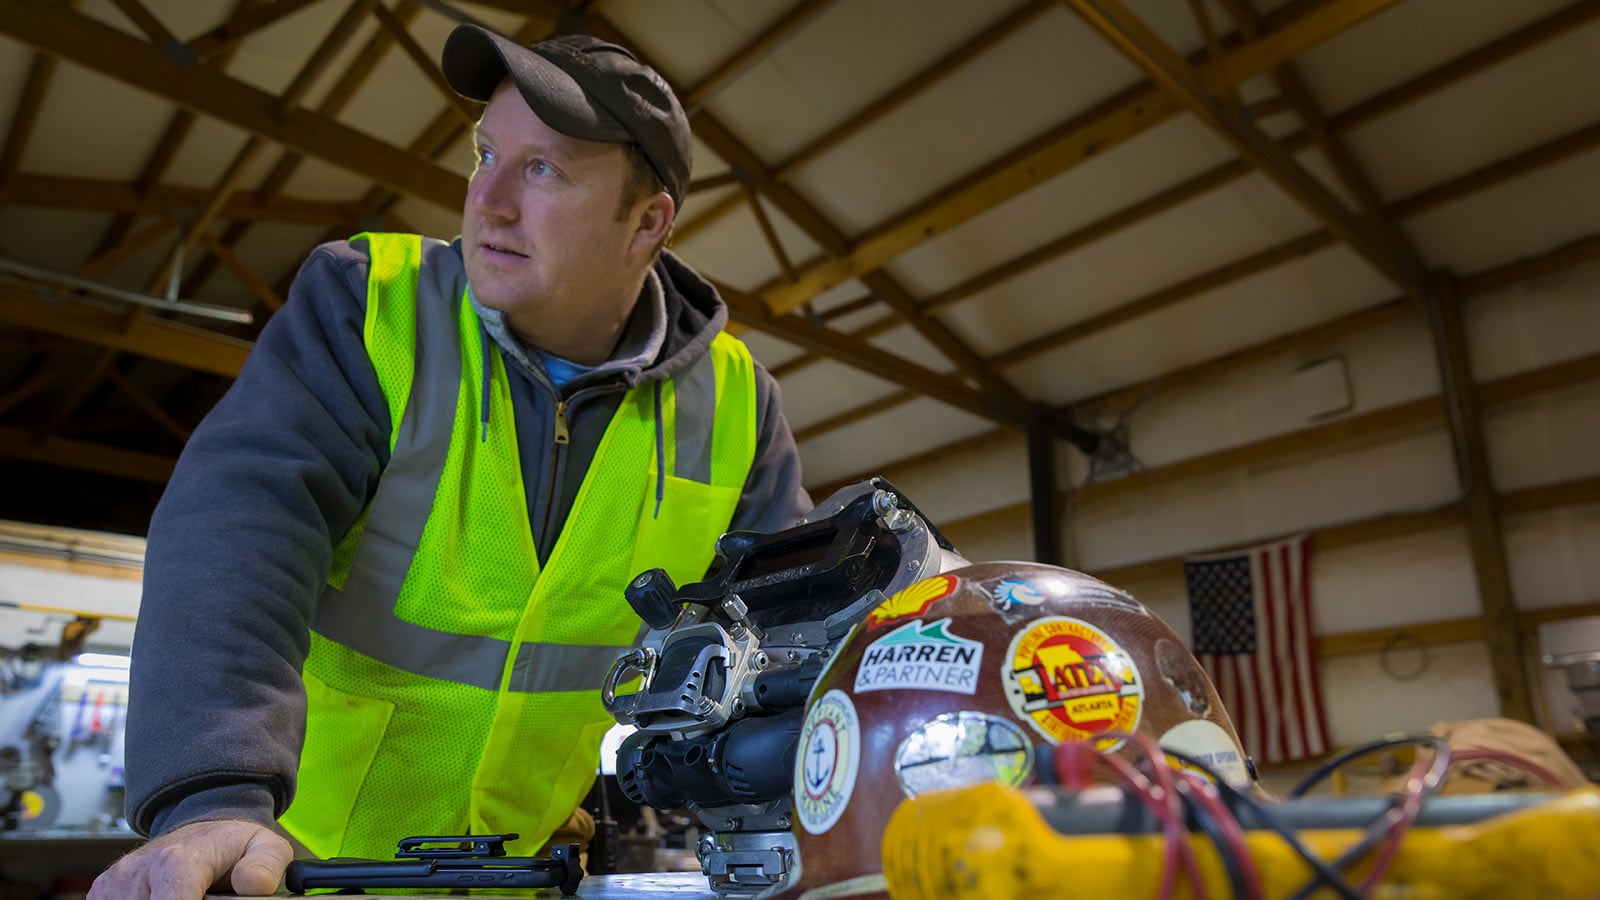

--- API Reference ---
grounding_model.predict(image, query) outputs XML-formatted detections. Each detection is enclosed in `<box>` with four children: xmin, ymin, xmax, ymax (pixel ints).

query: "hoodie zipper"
<box><xmin>553</xmin><ymin>400</ymin><xmax>569</xmax><ymax>445</ymax></box>
<box><xmin>536</xmin><ymin>385</ymin><xmax>621</xmax><ymax>554</ymax></box>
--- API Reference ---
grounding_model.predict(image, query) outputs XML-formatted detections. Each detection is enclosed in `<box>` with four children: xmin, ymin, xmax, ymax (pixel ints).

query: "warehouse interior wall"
<box><xmin>903</xmin><ymin>256</ymin><xmax>1600</xmax><ymax>756</ymax></box>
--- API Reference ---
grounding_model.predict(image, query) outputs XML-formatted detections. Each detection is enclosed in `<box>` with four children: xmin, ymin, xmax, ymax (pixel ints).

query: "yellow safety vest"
<box><xmin>280</xmin><ymin>233</ymin><xmax>757</xmax><ymax>858</ymax></box>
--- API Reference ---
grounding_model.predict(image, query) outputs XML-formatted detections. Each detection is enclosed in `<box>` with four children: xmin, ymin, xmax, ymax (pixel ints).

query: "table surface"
<box><xmin>215</xmin><ymin>870</ymin><xmax>721</xmax><ymax>898</ymax></box>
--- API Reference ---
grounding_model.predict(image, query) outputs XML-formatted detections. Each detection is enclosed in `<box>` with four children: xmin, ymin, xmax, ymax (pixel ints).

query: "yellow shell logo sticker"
<box><xmin>1002</xmin><ymin>616</ymin><xmax>1143</xmax><ymax>749</ymax></box>
<box><xmin>866</xmin><ymin>575</ymin><xmax>957</xmax><ymax>629</ymax></box>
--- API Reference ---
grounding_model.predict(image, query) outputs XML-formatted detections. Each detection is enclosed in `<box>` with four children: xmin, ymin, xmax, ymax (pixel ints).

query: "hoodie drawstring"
<box><xmin>479</xmin><ymin>323</ymin><xmax>493</xmax><ymax>443</ymax></box>
<box><xmin>653</xmin><ymin>380</ymin><xmax>665</xmax><ymax>519</ymax></box>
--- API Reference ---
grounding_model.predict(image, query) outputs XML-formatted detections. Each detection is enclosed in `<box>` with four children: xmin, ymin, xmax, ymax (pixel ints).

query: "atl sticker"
<box><xmin>1002</xmin><ymin>615</ymin><xmax>1143</xmax><ymax>748</ymax></box>
<box><xmin>855</xmin><ymin>618</ymin><xmax>983</xmax><ymax>695</ymax></box>
<box><xmin>795</xmin><ymin>689</ymin><xmax>861</xmax><ymax>835</ymax></box>
<box><xmin>866</xmin><ymin>574</ymin><xmax>958</xmax><ymax>629</ymax></box>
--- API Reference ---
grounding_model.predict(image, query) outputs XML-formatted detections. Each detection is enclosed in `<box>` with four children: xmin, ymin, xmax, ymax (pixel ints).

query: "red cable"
<box><xmin>1102</xmin><ymin>752</ymin><xmax>1193</xmax><ymax>900</ymax></box>
<box><xmin>1104</xmin><ymin>733</ymin><xmax>1210</xmax><ymax>900</ymax></box>
<box><xmin>1053</xmin><ymin>739</ymin><xmax>1098</xmax><ymax>790</ymax></box>
<box><xmin>1174</xmin><ymin>767</ymin><xmax>1264</xmax><ymax>900</ymax></box>
<box><xmin>1361</xmin><ymin>744</ymin><xmax>1564</xmax><ymax>890</ymax></box>
<box><xmin>1057</xmin><ymin>740</ymin><xmax>1190</xmax><ymax>900</ymax></box>
<box><xmin>1361</xmin><ymin>746</ymin><xmax>1438</xmax><ymax>892</ymax></box>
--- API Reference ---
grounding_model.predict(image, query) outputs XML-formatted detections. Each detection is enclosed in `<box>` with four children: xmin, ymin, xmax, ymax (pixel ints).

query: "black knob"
<box><xmin>625</xmin><ymin>568</ymin><xmax>680</xmax><ymax>629</ymax></box>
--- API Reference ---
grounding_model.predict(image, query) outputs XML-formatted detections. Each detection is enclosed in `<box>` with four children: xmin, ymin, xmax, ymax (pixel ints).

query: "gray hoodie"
<box><xmin>124</xmin><ymin>236</ymin><xmax>811</xmax><ymax>837</ymax></box>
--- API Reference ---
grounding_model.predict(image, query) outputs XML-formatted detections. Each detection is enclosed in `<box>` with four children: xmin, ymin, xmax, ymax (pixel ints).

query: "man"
<box><xmin>90</xmin><ymin>25</ymin><xmax>810</xmax><ymax>900</ymax></box>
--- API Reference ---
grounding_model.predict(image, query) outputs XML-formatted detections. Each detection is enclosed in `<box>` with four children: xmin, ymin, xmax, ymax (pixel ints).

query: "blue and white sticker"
<box><xmin>991</xmin><ymin>578</ymin><xmax>1047</xmax><ymax>610</ymax></box>
<box><xmin>854</xmin><ymin>618</ymin><xmax>983</xmax><ymax>695</ymax></box>
<box><xmin>795</xmin><ymin>689</ymin><xmax>861</xmax><ymax>835</ymax></box>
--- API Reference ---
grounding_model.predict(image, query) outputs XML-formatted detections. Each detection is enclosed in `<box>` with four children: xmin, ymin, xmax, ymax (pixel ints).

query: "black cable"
<box><xmin>1171</xmin><ymin>773</ymin><xmax>1251</xmax><ymax>900</ymax></box>
<box><xmin>1285</xmin><ymin>734</ymin><xmax>1451</xmax><ymax>900</ymax></box>
<box><xmin>1163</xmin><ymin>749</ymin><xmax>1362</xmax><ymax>900</ymax></box>
<box><xmin>1287</xmin><ymin>733</ymin><xmax>1441</xmax><ymax>799</ymax></box>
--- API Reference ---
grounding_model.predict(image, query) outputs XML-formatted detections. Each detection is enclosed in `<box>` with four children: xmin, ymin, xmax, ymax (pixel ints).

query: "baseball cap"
<box><xmin>441</xmin><ymin>25</ymin><xmax>692</xmax><ymax>207</ymax></box>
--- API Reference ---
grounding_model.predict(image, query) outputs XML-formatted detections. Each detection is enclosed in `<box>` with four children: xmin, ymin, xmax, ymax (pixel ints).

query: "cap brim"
<box><xmin>440</xmin><ymin>24</ymin><xmax>630</xmax><ymax>144</ymax></box>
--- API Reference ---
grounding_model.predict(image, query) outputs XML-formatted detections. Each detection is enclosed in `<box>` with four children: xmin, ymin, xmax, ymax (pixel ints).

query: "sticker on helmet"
<box><xmin>982</xmin><ymin>576</ymin><xmax>1047</xmax><ymax>622</ymax></box>
<box><xmin>866</xmin><ymin>574</ymin><xmax>958</xmax><ymax>629</ymax></box>
<box><xmin>795</xmin><ymin>689</ymin><xmax>861</xmax><ymax>835</ymax></box>
<box><xmin>1159</xmin><ymin>719</ymin><xmax>1252</xmax><ymax>786</ymax></box>
<box><xmin>1156</xmin><ymin>638</ymin><xmax>1211</xmax><ymax>717</ymax></box>
<box><xmin>894</xmin><ymin>711</ymin><xmax>1033</xmax><ymax>798</ymax></box>
<box><xmin>1002</xmin><ymin>616</ymin><xmax>1143</xmax><ymax>749</ymax></box>
<box><xmin>854</xmin><ymin>618</ymin><xmax>983</xmax><ymax>695</ymax></box>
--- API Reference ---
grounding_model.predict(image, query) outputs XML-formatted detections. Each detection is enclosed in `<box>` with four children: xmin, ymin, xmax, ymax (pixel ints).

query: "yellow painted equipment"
<box><xmin>882</xmin><ymin>782</ymin><xmax>1600</xmax><ymax>899</ymax></box>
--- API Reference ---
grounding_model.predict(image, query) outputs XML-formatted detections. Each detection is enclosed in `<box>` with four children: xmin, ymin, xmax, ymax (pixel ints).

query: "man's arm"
<box><xmin>123</xmin><ymin>241</ymin><xmax>391</xmax><ymax>836</ymax></box>
<box><xmin>727</xmin><ymin>362</ymin><xmax>812</xmax><ymax>534</ymax></box>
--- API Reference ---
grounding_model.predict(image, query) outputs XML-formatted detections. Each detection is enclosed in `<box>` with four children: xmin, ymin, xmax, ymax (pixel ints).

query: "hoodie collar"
<box><xmin>470</xmin><ymin>268</ymin><xmax>668</xmax><ymax>391</ymax></box>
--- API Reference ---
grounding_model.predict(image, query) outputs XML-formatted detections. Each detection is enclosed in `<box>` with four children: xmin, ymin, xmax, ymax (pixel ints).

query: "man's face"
<box><xmin>462</xmin><ymin>81</ymin><xmax>646</xmax><ymax>352</ymax></box>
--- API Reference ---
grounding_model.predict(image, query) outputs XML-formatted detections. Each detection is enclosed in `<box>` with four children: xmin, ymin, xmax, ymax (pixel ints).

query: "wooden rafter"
<box><xmin>200</xmin><ymin>232</ymin><xmax>283</xmax><ymax>312</ymax></box>
<box><xmin>1083</xmin><ymin>300</ymin><xmax>1413</xmax><ymax>417</ymax></box>
<box><xmin>0</xmin><ymin>287</ymin><xmax>251</xmax><ymax>377</ymax></box>
<box><xmin>940</xmin><ymin>353</ymin><xmax>1600</xmax><ymax>559</ymax></box>
<box><xmin>108</xmin><ymin>0</ymin><xmax>181</xmax><ymax>49</ymax></box>
<box><xmin>1426</xmin><ymin>275</ymin><xmax>1534</xmax><ymax>721</ymax></box>
<box><xmin>87</xmin><ymin>110</ymin><xmax>195</xmax><ymax>258</ymax></box>
<box><xmin>790</xmin><ymin>389</ymin><xmax>918</xmax><ymax>443</ymax></box>
<box><xmin>1186</xmin><ymin>0</ymin><xmax>1528</xmax><ymax>721</ymax></box>
<box><xmin>677</xmin><ymin>0</ymin><xmax>1055</xmax><ymax>244</ymax></box>
<box><xmin>586</xmin><ymin>11</ymin><xmax>1031</xmax><ymax>415</ymax></box>
<box><xmin>146</xmin><ymin>138</ymin><xmax>268</xmax><ymax>295</ymax></box>
<box><xmin>745</xmin><ymin>186</ymin><xmax>798</xmax><ymax>284</ymax></box>
<box><xmin>686</xmin><ymin>171</ymin><xmax>740</xmax><ymax>195</ymax></box>
<box><xmin>103</xmin><ymin>367</ymin><xmax>193</xmax><ymax>443</ymax></box>
<box><xmin>1070</xmin><ymin>0</ymin><xmax>1424</xmax><ymax>292</ymax></box>
<box><xmin>715</xmin><ymin>281</ymin><xmax>1029</xmax><ymax>426</ymax></box>
<box><xmin>1330</xmin><ymin>0</ymin><xmax>1600</xmax><ymax>134</ymax></box>
<box><xmin>181</xmin><ymin>1</ymin><xmax>427</xmax><ymax>301</ymax></box>
<box><xmin>774</xmin><ymin>160</ymin><xmax>1253</xmax><ymax>383</ymax></box>
<box><xmin>679</xmin><ymin>0</ymin><xmax>839</xmax><ymax>114</ymax></box>
<box><xmin>34</xmin><ymin>348</ymin><xmax>115</xmax><ymax>441</ymax></box>
<box><xmin>187</xmin><ymin>0</ymin><xmax>327</xmax><ymax>61</ymax></box>
<box><xmin>1214</xmin><ymin>0</ymin><xmax>1411</xmax><ymax>251</ymax></box>
<box><xmin>84</xmin><ymin>0</ymin><xmax>262</xmax><ymax>267</ymax></box>
<box><xmin>37</xmin><ymin>127</ymin><xmax>268</xmax><ymax>444</ymax></box>
<box><xmin>0</xmin><ymin>32</ymin><xmax>62</xmax><ymax>187</ymax></box>
<box><xmin>0</xmin><ymin>370</ymin><xmax>54</xmax><ymax>420</ymax></box>
<box><xmin>756</xmin><ymin>0</ymin><xmax>1405</xmax><ymax>316</ymax></box>
<box><xmin>796</xmin><ymin>115</ymin><xmax>1600</xmax><ymax>445</ymax></box>
<box><xmin>79</xmin><ymin>219</ymin><xmax>180</xmax><ymax>282</ymax></box>
<box><xmin>769</xmin><ymin>0</ymin><xmax>1600</xmax><ymax>384</ymax></box>
<box><xmin>371</xmin><ymin>1</ymin><xmax>477</xmax><ymax>127</ymax></box>
<box><xmin>1088</xmin><ymin>473</ymin><xmax>1600</xmax><ymax>587</ymax></box>
<box><xmin>278</xmin><ymin>0</ymin><xmax>382</xmax><ymax>116</ymax></box>
<box><xmin>0</xmin><ymin>174</ymin><xmax>365</xmax><ymax>224</ymax></box>
<box><xmin>246</xmin><ymin>12</ymin><xmax>560</xmax><ymax>311</ymax></box>
<box><xmin>0</xmin><ymin>0</ymin><xmax>467</xmax><ymax>209</ymax></box>
<box><xmin>809</xmin><ymin>228</ymin><xmax>1600</xmax><ymax>495</ymax></box>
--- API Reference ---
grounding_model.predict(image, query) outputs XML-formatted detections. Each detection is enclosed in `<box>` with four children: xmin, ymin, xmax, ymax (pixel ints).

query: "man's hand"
<box><xmin>89</xmin><ymin>820</ymin><xmax>292</xmax><ymax>900</ymax></box>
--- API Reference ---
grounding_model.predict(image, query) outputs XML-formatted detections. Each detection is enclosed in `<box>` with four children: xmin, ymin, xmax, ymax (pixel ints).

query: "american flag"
<box><xmin>1184</xmin><ymin>534</ymin><xmax>1329</xmax><ymax>764</ymax></box>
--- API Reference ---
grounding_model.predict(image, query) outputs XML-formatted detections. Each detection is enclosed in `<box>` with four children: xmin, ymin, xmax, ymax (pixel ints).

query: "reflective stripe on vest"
<box><xmin>310</xmin><ymin>320</ymin><xmax>729</xmax><ymax>693</ymax></box>
<box><xmin>283</xmin><ymin>232</ymin><xmax>757</xmax><ymax>859</ymax></box>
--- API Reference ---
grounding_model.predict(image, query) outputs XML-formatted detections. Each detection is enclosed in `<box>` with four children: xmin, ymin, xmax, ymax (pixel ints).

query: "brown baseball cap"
<box><xmin>441</xmin><ymin>26</ymin><xmax>692</xmax><ymax>206</ymax></box>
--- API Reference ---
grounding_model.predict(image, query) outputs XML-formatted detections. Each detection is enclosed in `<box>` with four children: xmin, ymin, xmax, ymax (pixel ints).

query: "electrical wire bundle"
<box><xmin>881</xmin><ymin>729</ymin><xmax>1594</xmax><ymax>899</ymax></box>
